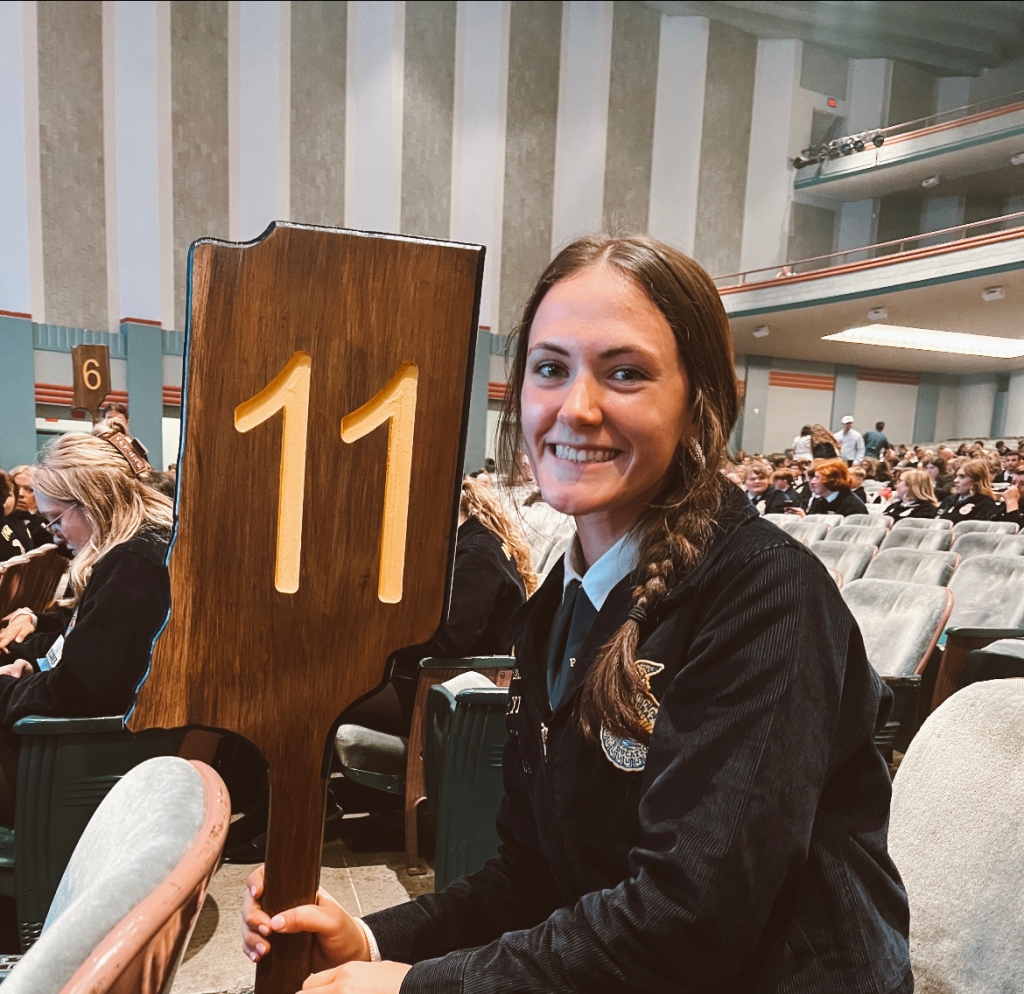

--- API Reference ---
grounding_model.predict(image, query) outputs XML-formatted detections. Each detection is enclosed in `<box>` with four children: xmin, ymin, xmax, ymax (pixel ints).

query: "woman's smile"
<box><xmin>549</xmin><ymin>443</ymin><xmax>622</xmax><ymax>464</ymax></box>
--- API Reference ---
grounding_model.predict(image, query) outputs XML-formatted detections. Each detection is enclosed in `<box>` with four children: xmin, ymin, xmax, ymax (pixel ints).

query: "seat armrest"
<box><xmin>945</xmin><ymin>627</ymin><xmax>1024</xmax><ymax>640</ymax></box>
<box><xmin>418</xmin><ymin>656</ymin><xmax>515</xmax><ymax>669</ymax></box>
<box><xmin>13</xmin><ymin>716</ymin><xmax>126</xmax><ymax>736</ymax></box>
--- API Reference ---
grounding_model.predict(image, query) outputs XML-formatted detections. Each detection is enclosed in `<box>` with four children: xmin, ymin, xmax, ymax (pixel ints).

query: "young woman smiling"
<box><xmin>242</xmin><ymin>235</ymin><xmax>911</xmax><ymax>994</ymax></box>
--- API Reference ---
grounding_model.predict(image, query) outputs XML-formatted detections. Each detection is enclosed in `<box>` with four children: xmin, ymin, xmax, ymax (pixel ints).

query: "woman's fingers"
<box><xmin>270</xmin><ymin>902</ymin><xmax>343</xmax><ymax>936</ymax></box>
<box><xmin>246</xmin><ymin>865</ymin><xmax>265</xmax><ymax>898</ymax></box>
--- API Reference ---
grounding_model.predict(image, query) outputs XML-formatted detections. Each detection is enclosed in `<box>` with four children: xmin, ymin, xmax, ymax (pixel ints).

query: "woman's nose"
<box><xmin>557</xmin><ymin>375</ymin><xmax>601</xmax><ymax>427</ymax></box>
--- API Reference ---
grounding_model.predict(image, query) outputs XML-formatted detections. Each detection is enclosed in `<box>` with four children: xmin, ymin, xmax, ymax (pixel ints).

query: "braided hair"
<box><xmin>497</xmin><ymin>235</ymin><xmax>739</xmax><ymax>744</ymax></box>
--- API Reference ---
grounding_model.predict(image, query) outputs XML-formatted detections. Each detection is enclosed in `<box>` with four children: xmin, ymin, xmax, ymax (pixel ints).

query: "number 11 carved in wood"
<box><xmin>235</xmin><ymin>355</ymin><xmax>419</xmax><ymax>602</ymax></box>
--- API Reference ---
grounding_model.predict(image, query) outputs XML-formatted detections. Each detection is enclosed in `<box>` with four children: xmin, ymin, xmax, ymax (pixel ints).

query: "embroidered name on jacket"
<box><xmin>600</xmin><ymin>659</ymin><xmax>664</xmax><ymax>771</ymax></box>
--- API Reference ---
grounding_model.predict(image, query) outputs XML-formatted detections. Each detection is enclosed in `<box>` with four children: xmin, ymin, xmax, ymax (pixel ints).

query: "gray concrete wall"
<box><xmin>37</xmin><ymin>0</ymin><xmax>108</xmax><ymax>331</ymax></box>
<box><xmin>787</xmin><ymin>202</ymin><xmax>836</xmax><ymax>262</ymax></box>
<box><xmin>602</xmin><ymin>0</ymin><xmax>659</xmax><ymax>235</ymax></box>
<box><xmin>171</xmin><ymin>1</ymin><xmax>229</xmax><ymax>331</ymax></box>
<box><xmin>498</xmin><ymin>0</ymin><xmax>561</xmax><ymax>334</ymax></box>
<box><xmin>290</xmin><ymin>1</ymin><xmax>347</xmax><ymax>227</ymax></box>
<box><xmin>693</xmin><ymin>21</ymin><xmax>756</xmax><ymax>276</ymax></box>
<box><xmin>401</xmin><ymin>0</ymin><xmax>456</xmax><ymax>239</ymax></box>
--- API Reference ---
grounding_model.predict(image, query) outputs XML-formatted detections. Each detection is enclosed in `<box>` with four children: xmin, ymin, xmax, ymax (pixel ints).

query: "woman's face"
<box><xmin>34</xmin><ymin>491</ymin><xmax>95</xmax><ymax>554</ymax></box>
<box><xmin>521</xmin><ymin>265</ymin><xmax>692</xmax><ymax>534</ymax></box>
<box><xmin>954</xmin><ymin>468</ymin><xmax>975</xmax><ymax>497</ymax></box>
<box><xmin>13</xmin><ymin>473</ymin><xmax>37</xmax><ymax>513</ymax></box>
<box><xmin>926</xmin><ymin>464</ymin><xmax>939</xmax><ymax>481</ymax></box>
<box><xmin>896</xmin><ymin>478</ymin><xmax>908</xmax><ymax>501</ymax></box>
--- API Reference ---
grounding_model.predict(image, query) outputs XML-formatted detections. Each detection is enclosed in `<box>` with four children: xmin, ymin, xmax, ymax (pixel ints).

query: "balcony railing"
<box><xmin>713</xmin><ymin>210</ymin><xmax>1024</xmax><ymax>290</ymax></box>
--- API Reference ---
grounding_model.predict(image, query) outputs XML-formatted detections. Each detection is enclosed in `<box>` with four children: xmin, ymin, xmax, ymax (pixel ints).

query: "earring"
<box><xmin>688</xmin><ymin>438</ymin><xmax>706</xmax><ymax>468</ymax></box>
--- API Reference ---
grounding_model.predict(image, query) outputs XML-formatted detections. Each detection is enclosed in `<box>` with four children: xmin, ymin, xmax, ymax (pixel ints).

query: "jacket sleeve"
<box><xmin>363</xmin><ymin>722</ymin><xmax>563</xmax><ymax>965</ymax></box>
<box><xmin>396</xmin><ymin>543</ymin><xmax>883</xmax><ymax>993</ymax></box>
<box><xmin>421</xmin><ymin>538</ymin><xmax>508</xmax><ymax>659</ymax></box>
<box><xmin>0</xmin><ymin>549</ymin><xmax>169</xmax><ymax>731</ymax></box>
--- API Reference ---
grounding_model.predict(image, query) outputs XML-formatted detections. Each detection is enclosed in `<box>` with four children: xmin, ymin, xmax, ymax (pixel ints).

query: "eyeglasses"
<box><xmin>44</xmin><ymin>505</ymin><xmax>78</xmax><ymax>534</ymax></box>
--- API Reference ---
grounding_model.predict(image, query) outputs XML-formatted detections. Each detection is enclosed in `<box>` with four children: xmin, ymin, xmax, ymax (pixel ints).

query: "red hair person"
<box><xmin>787</xmin><ymin>458</ymin><xmax>868</xmax><ymax>517</ymax></box>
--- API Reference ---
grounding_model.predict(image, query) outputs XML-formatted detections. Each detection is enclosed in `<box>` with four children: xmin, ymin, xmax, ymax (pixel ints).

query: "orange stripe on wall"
<box><xmin>857</xmin><ymin>368</ymin><xmax>919</xmax><ymax>386</ymax></box>
<box><xmin>768</xmin><ymin>371</ymin><xmax>835</xmax><ymax>391</ymax></box>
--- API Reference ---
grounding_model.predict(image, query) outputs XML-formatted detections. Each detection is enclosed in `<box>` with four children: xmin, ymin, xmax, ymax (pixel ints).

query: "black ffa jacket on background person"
<box><xmin>364</xmin><ymin>486</ymin><xmax>912</xmax><ymax>994</ymax></box>
<box><xmin>791</xmin><ymin>480</ymin><xmax>812</xmax><ymax>507</ymax></box>
<box><xmin>0</xmin><ymin>523</ymin><xmax>26</xmax><ymax>563</ymax></box>
<box><xmin>806</xmin><ymin>488</ymin><xmax>868</xmax><ymax>516</ymax></box>
<box><xmin>939</xmin><ymin>492</ymin><xmax>1000</xmax><ymax>522</ymax></box>
<box><xmin>746</xmin><ymin>487</ymin><xmax>793</xmax><ymax>515</ymax></box>
<box><xmin>0</xmin><ymin>528</ymin><xmax>170</xmax><ymax>732</ymax></box>
<box><xmin>812</xmin><ymin>441</ymin><xmax>838</xmax><ymax>459</ymax></box>
<box><xmin>7</xmin><ymin>511</ymin><xmax>48</xmax><ymax>551</ymax></box>
<box><xmin>884</xmin><ymin>499</ymin><xmax>939</xmax><ymax>521</ymax></box>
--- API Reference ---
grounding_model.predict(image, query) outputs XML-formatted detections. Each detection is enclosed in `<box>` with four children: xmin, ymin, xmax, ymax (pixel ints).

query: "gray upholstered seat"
<box><xmin>820</xmin><ymin>513</ymin><xmax>844</xmax><ymax>529</ymax></box>
<box><xmin>842</xmin><ymin>514</ymin><xmax>891</xmax><ymax>529</ymax></box>
<box><xmin>762</xmin><ymin>513</ymin><xmax>789</xmax><ymax>526</ymax></box>
<box><xmin>891</xmin><ymin>517</ymin><xmax>951</xmax><ymax>532</ymax></box>
<box><xmin>778</xmin><ymin>518</ymin><xmax>831</xmax><ymax>545</ymax></box>
<box><xmin>826</xmin><ymin>524</ymin><xmax>888</xmax><ymax>548</ymax></box>
<box><xmin>826</xmin><ymin>567</ymin><xmax>842</xmax><ymax>588</ymax></box>
<box><xmin>810</xmin><ymin>541</ymin><xmax>876</xmax><ymax>583</ymax></box>
<box><xmin>950</xmin><ymin>533</ymin><xmax>1024</xmax><ymax>562</ymax></box>
<box><xmin>880</xmin><ymin>527</ymin><xmax>953</xmax><ymax>553</ymax></box>
<box><xmin>841</xmin><ymin>579</ymin><xmax>952</xmax><ymax>677</ymax></box>
<box><xmin>863</xmin><ymin>549</ymin><xmax>960</xmax><ymax>587</ymax></box>
<box><xmin>952</xmin><ymin>519</ymin><xmax>1018</xmax><ymax>537</ymax></box>
<box><xmin>4</xmin><ymin>757</ymin><xmax>209</xmax><ymax>993</ymax></box>
<box><xmin>947</xmin><ymin>555</ymin><xmax>1024</xmax><ymax>629</ymax></box>
<box><xmin>889</xmin><ymin>679</ymin><xmax>1024</xmax><ymax>993</ymax></box>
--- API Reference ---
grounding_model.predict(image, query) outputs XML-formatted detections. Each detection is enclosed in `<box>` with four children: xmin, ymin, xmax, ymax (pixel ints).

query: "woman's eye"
<box><xmin>609</xmin><ymin>366</ymin><xmax>648</xmax><ymax>383</ymax></box>
<box><xmin>532</xmin><ymin>360</ymin><xmax>567</xmax><ymax>379</ymax></box>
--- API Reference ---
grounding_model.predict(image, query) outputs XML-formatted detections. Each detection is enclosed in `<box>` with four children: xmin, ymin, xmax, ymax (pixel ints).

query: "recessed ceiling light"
<box><xmin>753</xmin><ymin>325</ymin><xmax>770</xmax><ymax>338</ymax></box>
<box><xmin>982</xmin><ymin>285</ymin><xmax>1005</xmax><ymax>301</ymax></box>
<box><xmin>868</xmin><ymin>306</ymin><xmax>888</xmax><ymax>322</ymax></box>
<box><xmin>823</xmin><ymin>324</ymin><xmax>1024</xmax><ymax>359</ymax></box>
<box><xmin>1011</xmin><ymin>152</ymin><xmax>1024</xmax><ymax>166</ymax></box>
<box><xmin>921</xmin><ymin>175</ymin><xmax>940</xmax><ymax>188</ymax></box>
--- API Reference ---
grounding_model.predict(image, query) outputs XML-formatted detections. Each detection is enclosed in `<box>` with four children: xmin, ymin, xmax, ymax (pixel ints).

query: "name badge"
<box><xmin>39</xmin><ymin>635</ymin><xmax>64</xmax><ymax>672</ymax></box>
<box><xmin>899</xmin><ymin>507</ymin><xmax>912</xmax><ymax>517</ymax></box>
<box><xmin>959</xmin><ymin>503</ymin><xmax>975</xmax><ymax>515</ymax></box>
<box><xmin>756</xmin><ymin>499</ymin><xmax>767</xmax><ymax>514</ymax></box>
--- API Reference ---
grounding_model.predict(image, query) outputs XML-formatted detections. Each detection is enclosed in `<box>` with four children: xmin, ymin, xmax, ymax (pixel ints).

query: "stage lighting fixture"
<box><xmin>823</xmin><ymin>325</ymin><xmax>1024</xmax><ymax>359</ymax></box>
<box><xmin>872</xmin><ymin>133</ymin><xmax>885</xmax><ymax>147</ymax></box>
<box><xmin>853</xmin><ymin>139</ymin><xmax>865</xmax><ymax>152</ymax></box>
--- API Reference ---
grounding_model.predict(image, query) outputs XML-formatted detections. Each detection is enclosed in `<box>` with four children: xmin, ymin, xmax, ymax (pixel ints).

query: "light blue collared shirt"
<box><xmin>562</xmin><ymin>532</ymin><xmax>640</xmax><ymax>610</ymax></box>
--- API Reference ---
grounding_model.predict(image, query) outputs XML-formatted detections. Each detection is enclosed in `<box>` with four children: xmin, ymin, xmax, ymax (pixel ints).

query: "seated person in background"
<box><xmin>7</xmin><ymin>465</ymin><xmax>48</xmax><ymax>549</ymax></box>
<box><xmin>0</xmin><ymin>423</ymin><xmax>171</xmax><ymax>738</ymax></box>
<box><xmin>743</xmin><ymin>462</ymin><xmax>793</xmax><ymax>514</ymax></box>
<box><xmin>939</xmin><ymin>459</ymin><xmax>999</xmax><ymax>522</ymax></box>
<box><xmin>849</xmin><ymin>465</ymin><xmax>868</xmax><ymax>504</ymax></box>
<box><xmin>923</xmin><ymin>457</ymin><xmax>953</xmax><ymax>502</ymax></box>
<box><xmin>884</xmin><ymin>469</ymin><xmax>939</xmax><ymax>521</ymax></box>
<box><xmin>1000</xmin><ymin>468</ymin><xmax>1024</xmax><ymax>528</ymax></box>
<box><xmin>993</xmin><ymin>449</ymin><xmax>1019</xmax><ymax>485</ymax></box>
<box><xmin>788</xmin><ymin>459</ymin><xmax>868</xmax><ymax>517</ymax></box>
<box><xmin>863</xmin><ymin>421</ymin><xmax>889</xmax><ymax>460</ymax></box>
<box><xmin>770</xmin><ymin>466</ymin><xmax>803</xmax><ymax>507</ymax></box>
<box><xmin>0</xmin><ymin>472</ymin><xmax>28</xmax><ymax>561</ymax></box>
<box><xmin>790</xmin><ymin>458</ymin><xmax>813</xmax><ymax>505</ymax></box>
<box><xmin>341</xmin><ymin>475</ymin><xmax>535</xmax><ymax>738</ymax></box>
<box><xmin>810</xmin><ymin>423</ymin><xmax>838</xmax><ymax>459</ymax></box>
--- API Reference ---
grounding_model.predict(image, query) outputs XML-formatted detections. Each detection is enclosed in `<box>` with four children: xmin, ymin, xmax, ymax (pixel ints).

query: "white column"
<box><xmin>550</xmin><ymin>0</ymin><xmax>613</xmax><ymax>252</ymax></box>
<box><xmin>109</xmin><ymin>0</ymin><xmax>162</xmax><ymax>324</ymax></box>
<box><xmin>155</xmin><ymin>0</ymin><xmax>173</xmax><ymax>329</ymax></box>
<box><xmin>739</xmin><ymin>38</ymin><xmax>801</xmax><ymax>273</ymax></box>
<box><xmin>648</xmin><ymin>15</ymin><xmax>708</xmax><ymax>255</ymax></box>
<box><xmin>0</xmin><ymin>1</ymin><xmax>32</xmax><ymax>315</ymax></box>
<box><xmin>450</xmin><ymin>0</ymin><xmax>510</xmax><ymax>330</ymax></box>
<box><xmin>846</xmin><ymin>58</ymin><xmax>890</xmax><ymax>133</ymax></box>
<box><xmin>22</xmin><ymin>0</ymin><xmax>45</xmax><ymax>321</ymax></box>
<box><xmin>1004</xmin><ymin>369</ymin><xmax>1024</xmax><ymax>437</ymax></box>
<box><xmin>231</xmin><ymin>0</ymin><xmax>291</xmax><ymax>242</ymax></box>
<box><xmin>345</xmin><ymin>0</ymin><xmax>405</xmax><ymax>233</ymax></box>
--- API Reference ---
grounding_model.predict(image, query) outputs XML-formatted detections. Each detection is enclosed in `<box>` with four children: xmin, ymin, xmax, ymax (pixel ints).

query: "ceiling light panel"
<box><xmin>823</xmin><ymin>325</ymin><xmax>1024</xmax><ymax>359</ymax></box>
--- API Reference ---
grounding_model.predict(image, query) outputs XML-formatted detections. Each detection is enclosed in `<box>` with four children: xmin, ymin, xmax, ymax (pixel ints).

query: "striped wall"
<box><xmin>1</xmin><ymin>0</ymin><xmax>864</xmax><ymax>340</ymax></box>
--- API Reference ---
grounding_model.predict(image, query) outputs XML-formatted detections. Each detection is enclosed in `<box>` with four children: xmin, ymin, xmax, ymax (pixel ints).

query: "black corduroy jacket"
<box><xmin>884</xmin><ymin>500</ymin><xmax>938</xmax><ymax>521</ymax></box>
<box><xmin>365</xmin><ymin>489</ymin><xmax>912</xmax><ymax>994</ymax></box>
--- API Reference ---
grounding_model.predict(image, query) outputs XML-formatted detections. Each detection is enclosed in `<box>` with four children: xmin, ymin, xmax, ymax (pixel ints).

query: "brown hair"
<box><xmin>958</xmin><ymin>458</ymin><xmax>994</xmax><ymax>498</ymax></box>
<box><xmin>771</xmin><ymin>467</ymin><xmax>796</xmax><ymax>485</ymax></box>
<box><xmin>0</xmin><ymin>470</ymin><xmax>12</xmax><ymax>509</ymax></box>
<box><xmin>810</xmin><ymin>424</ymin><xmax>836</xmax><ymax>450</ymax></box>
<box><xmin>900</xmin><ymin>468</ymin><xmax>938</xmax><ymax>505</ymax></box>
<box><xmin>745</xmin><ymin>461</ymin><xmax>770</xmax><ymax>481</ymax></box>
<box><xmin>496</xmin><ymin>234</ymin><xmax>739</xmax><ymax>743</ymax></box>
<box><xmin>460</xmin><ymin>476</ymin><xmax>538</xmax><ymax>596</ymax></box>
<box><xmin>811</xmin><ymin>458</ymin><xmax>852</xmax><ymax>491</ymax></box>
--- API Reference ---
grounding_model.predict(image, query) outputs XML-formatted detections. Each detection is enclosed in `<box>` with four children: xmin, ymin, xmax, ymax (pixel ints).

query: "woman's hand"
<box><xmin>1004</xmin><ymin>485</ymin><xmax>1020</xmax><ymax>512</ymax></box>
<box><xmin>784</xmin><ymin>507</ymin><xmax>806</xmax><ymax>518</ymax></box>
<box><xmin>0</xmin><ymin>660</ymin><xmax>34</xmax><ymax>679</ymax></box>
<box><xmin>242</xmin><ymin>865</ymin><xmax>370</xmax><ymax>971</ymax></box>
<box><xmin>0</xmin><ymin>612</ymin><xmax>36</xmax><ymax>653</ymax></box>
<box><xmin>301</xmin><ymin>962</ymin><xmax>412</xmax><ymax>992</ymax></box>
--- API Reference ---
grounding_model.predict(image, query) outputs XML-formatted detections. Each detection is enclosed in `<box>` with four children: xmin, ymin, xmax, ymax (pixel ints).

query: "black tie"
<box><xmin>547</xmin><ymin>580</ymin><xmax>598</xmax><ymax>710</ymax></box>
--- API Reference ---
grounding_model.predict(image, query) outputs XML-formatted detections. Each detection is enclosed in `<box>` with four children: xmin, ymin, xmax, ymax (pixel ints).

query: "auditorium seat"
<box><xmin>826</xmin><ymin>524</ymin><xmax>888</xmax><ymax>548</ymax></box>
<box><xmin>820</xmin><ymin>513</ymin><xmax>844</xmax><ymax>529</ymax></box>
<box><xmin>842</xmin><ymin>514</ymin><xmax>891</xmax><ymax>529</ymax></box>
<box><xmin>889</xmin><ymin>679</ymin><xmax>1024</xmax><ymax>994</ymax></box>
<box><xmin>776</xmin><ymin>518</ymin><xmax>831</xmax><ymax>544</ymax></box>
<box><xmin>827</xmin><ymin>567</ymin><xmax>842</xmax><ymax>588</ymax></box>
<box><xmin>960</xmin><ymin>638</ymin><xmax>1024</xmax><ymax>689</ymax></box>
<box><xmin>949</xmin><ymin>533</ymin><xmax>1024</xmax><ymax>561</ymax></box>
<box><xmin>891</xmin><ymin>517</ymin><xmax>951</xmax><ymax>532</ymax></box>
<box><xmin>810</xmin><ymin>540</ymin><xmax>875</xmax><ymax>582</ymax></box>
<box><xmin>2</xmin><ymin>756</ymin><xmax>228</xmax><ymax>993</ymax></box>
<box><xmin>930</xmin><ymin>556</ymin><xmax>1024</xmax><ymax>712</ymax></box>
<box><xmin>334</xmin><ymin>656</ymin><xmax>514</xmax><ymax>872</ymax></box>
<box><xmin>863</xmin><ymin>549</ymin><xmax>960</xmax><ymax>587</ymax></box>
<box><xmin>952</xmin><ymin>519</ymin><xmax>1019</xmax><ymax>537</ymax></box>
<box><xmin>425</xmin><ymin>684</ymin><xmax>508</xmax><ymax>891</ymax></box>
<box><xmin>880</xmin><ymin>527</ymin><xmax>953</xmax><ymax>553</ymax></box>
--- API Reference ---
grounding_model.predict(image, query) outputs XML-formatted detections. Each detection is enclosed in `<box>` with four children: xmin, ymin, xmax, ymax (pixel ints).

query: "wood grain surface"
<box><xmin>129</xmin><ymin>223</ymin><xmax>484</xmax><ymax>993</ymax></box>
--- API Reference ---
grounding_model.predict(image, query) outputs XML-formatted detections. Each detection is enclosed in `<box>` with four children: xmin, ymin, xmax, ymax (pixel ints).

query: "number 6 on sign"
<box><xmin>341</xmin><ymin>363</ymin><xmax>419</xmax><ymax>604</ymax></box>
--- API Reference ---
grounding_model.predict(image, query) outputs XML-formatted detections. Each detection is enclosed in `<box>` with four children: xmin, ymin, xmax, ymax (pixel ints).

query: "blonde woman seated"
<box><xmin>883</xmin><ymin>470</ymin><xmax>939</xmax><ymax>521</ymax></box>
<box><xmin>939</xmin><ymin>459</ymin><xmax>1000</xmax><ymax>522</ymax></box>
<box><xmin>0</xmin><ymin>423</ymin><xmax>171</xmax><ymax>734</ymax></box>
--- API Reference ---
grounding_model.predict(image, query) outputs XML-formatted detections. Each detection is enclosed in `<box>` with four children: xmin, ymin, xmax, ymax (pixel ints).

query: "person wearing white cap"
<box><xmin>834</xmin><ymin>415</ymin><xmax>865</xmax><ymax>465</ymax></box>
